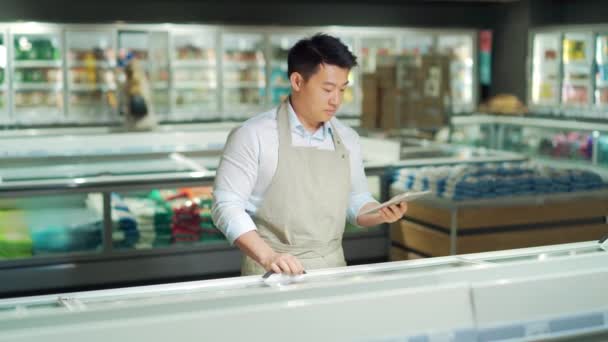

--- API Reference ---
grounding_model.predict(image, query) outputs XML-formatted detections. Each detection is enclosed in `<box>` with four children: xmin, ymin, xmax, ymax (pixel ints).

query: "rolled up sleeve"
<box><xmin>345</xmin><ymin>133</ymin><xmax>379</xmax><ymax>226</ymax></box>
<box><xmin>211</xmin><ymin>126</ymin><xmax>259</xmax><ymax>244</ymax></box>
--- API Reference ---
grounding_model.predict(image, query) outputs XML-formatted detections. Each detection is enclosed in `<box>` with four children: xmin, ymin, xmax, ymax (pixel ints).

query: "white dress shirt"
<box><xmin>212</xmin><ymin>102</ymin><xmax>377</xmax><ymax>244</ymax></box>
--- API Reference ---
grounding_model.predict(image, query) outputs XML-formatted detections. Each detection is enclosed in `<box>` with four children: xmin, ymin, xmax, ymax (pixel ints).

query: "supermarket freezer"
<box><xmin>0</xmin><ymin>240</ymin><xmax>607</xmax><ymax>341</ymax></box>
<box><xmin>0</xmin><ymin>128</ymin><xmax>526</xmax><ymax>296</ymax></box>
<box><xmin>0</xmin><ymin>129</ymin><xmax>388</xmax><ymax>296</ymax></box>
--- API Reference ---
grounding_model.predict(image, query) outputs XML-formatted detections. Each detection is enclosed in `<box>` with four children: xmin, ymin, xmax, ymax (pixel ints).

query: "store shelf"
<box><xmin>173</xmin><ymin>107</ymin><xmax>218</xmax><ymax>116</ymax></box>
<box><xmin>563</xmin><ymin>60</ymin><xmax>592</xmax><ymax>67</ymax></box>
<box><xmin>563</xmin><ymin>79</ymin><xmax>591</xmax><ymax>86</ymax></box>
<box><xmin>223</xmin><ymin>60</ymin><xmax>265</xmax><ymax>68</ymax></box>
<box><xmin>223</xmin><ymin>81</ymin><xmax>266</xmax><ymax>88</ymax></box>
<box><xmin>173</xmin><ymin>60</ymin><xmax>216</xmax><ymax>68</ymax></box>
<box><xmin>174</xmin><ymin>81</ymin><xmax>217</xmax><ymax>89</ymax></box>
<box><xmin>13</xmin><ymin>60</ymin><xmax>62</xmax><ymax>68</ymax></box>
<box><xmin>13</xmin><ymin>83</ymin><xmax>62</xmax><ymax>91</ymax></box>
<box><xmin>68</xmin><ymin>61</ymin><xmax>116</xmax><ymax>69</ymax></box>
<box><xmin>153</xmin><ymin>82</ymin><xmax>169</xmax><ymax>90</ymax></box>
<box><xmin>70</xmin><ymin>84</ymin><xmax>117</xmax><ymax>92</ymax></box>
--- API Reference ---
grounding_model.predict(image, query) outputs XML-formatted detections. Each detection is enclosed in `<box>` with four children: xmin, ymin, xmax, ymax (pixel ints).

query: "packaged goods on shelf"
<box><xmin>14</xmin><ymin>91</ymin><xmax>61</xmax><ymax>108</ymax></box>
<box><xmin>87</xmin><ymin>193</ymin><xmax>139</xmax><ymax>249</ymax></box>
<box><xmin>0</xmin><ymin>210</ymin><xmax>33</xmax><ymax>259</ymax></box>
<box><xmin>27</xmin><ymin>208</ymin><xmax>102</xmax><ymax>254</ymax></box>
<box><xmin>563</xmin><ymin>38</ymin><xmax>588</xmax><ymax>63</ymax></box>
<box><xmin>390</xmin><ymin>162</ymin><xmax>608</xmax><ymax>259</ymax></box>
<box><xmin>122</xmin><ymin>196</ymin><xmax>172</xmax><ymax>248</ymax></box>
<box><xmin>1</xmin><ymin>207</ymin><xmax>103</xmax><ymax>257</ymax></box>
<box><xmin>224</xmin><ymin>50</ymin><xmax>264</xmax><ymax>62</ymax></box>
<box><xmin>84</xmin><ymin>188</ymin><xmax>224</xmax><ymax>249</ymax></box>
<box><xmin>162</xmin><ymin>187</ymin><xmax>223</xmax><ymax>243</ymax></box>
<box><xmin>562</xmin><ymin>84</ymin><xmax>589</xmax><ymax>104</ymax></box>
<box><xmin>176</xmin><ymin>46</ymin><xmax>215</xmax><ymax>60</ymax></box>
<box><xmin>14</xmin><ymin>36</ymin><xmax>60</xmax><ymax>61</ymax></box>
<box><xmin>391</xmin><ymin>161</ymin><xmax>606</xmax><ymax>201</ymax></box>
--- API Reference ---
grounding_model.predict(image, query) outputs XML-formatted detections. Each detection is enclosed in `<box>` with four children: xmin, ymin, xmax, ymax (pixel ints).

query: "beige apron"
<box><xmin>241</xmin><ymin>100</ymin><xmax>351</xmax><ymax>275</ymax></box>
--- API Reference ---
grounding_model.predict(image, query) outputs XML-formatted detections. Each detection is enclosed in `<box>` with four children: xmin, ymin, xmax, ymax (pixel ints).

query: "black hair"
<box><xmin>287</xmin><ymin>33</ymin><xmax>357</xmax><ymax>81</ymax></box>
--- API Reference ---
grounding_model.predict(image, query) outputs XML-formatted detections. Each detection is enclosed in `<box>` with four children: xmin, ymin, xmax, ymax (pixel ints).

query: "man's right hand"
<box><xmin>262</xmin><ymin>253</ymin><xmax>305</xmax><ymax>275</ymax></box>
<box><xmin>234</xmin><ymin>231</ymin><xmax>305</xmax><ymax>276</ymax></box>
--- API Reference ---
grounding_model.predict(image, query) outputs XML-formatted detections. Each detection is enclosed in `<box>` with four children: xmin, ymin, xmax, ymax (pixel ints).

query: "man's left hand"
<box><xmin>378</xmin><ymin>202</ymin><xmax>408</xmax><ymax>223</ymax></box>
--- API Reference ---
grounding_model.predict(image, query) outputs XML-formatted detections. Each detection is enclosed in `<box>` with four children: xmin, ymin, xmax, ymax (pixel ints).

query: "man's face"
<box><xmin>293</xmin><ymin>63</ymin><xmax>350</xmax><ymax>123</ymax></box>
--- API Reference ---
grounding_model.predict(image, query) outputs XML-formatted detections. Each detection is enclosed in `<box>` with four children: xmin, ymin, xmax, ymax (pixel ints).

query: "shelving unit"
<box><xmin>0</xmin><ymin>22</ymin><xmax>478</xmax><ymax>127</ymax></box>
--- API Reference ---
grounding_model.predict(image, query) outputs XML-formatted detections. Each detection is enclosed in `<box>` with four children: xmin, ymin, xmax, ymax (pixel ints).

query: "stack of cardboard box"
<box><xmin>361</xmin><ymin>55</ymin><xmax>451</xmax><ymax>131</ymax></box>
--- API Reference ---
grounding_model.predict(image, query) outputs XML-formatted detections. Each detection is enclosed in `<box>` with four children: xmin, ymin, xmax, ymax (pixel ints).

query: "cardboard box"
<box><xmin>380</xmin><ymin>88</ymin><xmax>408</xmax><ymax>130</ymax></box>
<box><xmin>361</xmin><ymin>73</ymin><xmax>379</xmax><ymax>129</ymax></box>
<box><xmin>405</xmin><ymin>97</ymin><xmax>450</xmax><ymax>129</ymax></box>
<box><xmin>359</xmin><ymin>54</ymin><xmax>452</xmax><ymax>131</ymax></box>
<box><xmin>376</xmin><ymin>65</ymin><xmax>397</xmax><ymax>89</ymax></box>
<box><xmin>395</xmin><ymin>55</ymin><xmax>451</xmax><ymax>130</ymax></box>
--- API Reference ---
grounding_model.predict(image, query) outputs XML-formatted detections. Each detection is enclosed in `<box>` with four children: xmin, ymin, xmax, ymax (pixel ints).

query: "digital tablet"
<box><xmin>359</xmin><ymin>190</ymin><xmax>432</xmax><ymax>216</ymax></box>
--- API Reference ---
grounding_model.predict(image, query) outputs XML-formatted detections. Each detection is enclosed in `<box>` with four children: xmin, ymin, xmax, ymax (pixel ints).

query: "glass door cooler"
<box><xmin>11</xmin><ymin>26</ymin><xmax>64</xmax><ymax>125</ymax></box>
<box><xmin>171</xmin><ymin>28</ymin><xmax>218</xmax><ymax>120</ymax></box>
<box><xmin>66</xmin><ymin>30</ymin><xmax>117</xmax><ymax>124</ymax></box>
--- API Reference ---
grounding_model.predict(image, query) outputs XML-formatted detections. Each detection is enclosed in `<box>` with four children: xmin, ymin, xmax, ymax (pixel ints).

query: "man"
<box><xmin>212</xmin><ymin>33</ymin><xmax>407</xmax><ymax>276</ymax></box>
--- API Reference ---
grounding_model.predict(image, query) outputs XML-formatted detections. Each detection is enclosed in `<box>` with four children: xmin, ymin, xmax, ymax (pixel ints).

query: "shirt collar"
<box><xmin>286</xmin><ymin>98</ymin><xmax>332</xmax><ymax>141</ymax></box>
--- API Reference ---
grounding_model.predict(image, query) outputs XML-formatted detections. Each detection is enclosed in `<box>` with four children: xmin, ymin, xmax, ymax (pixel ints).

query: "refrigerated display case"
<box><xmin>561</xmin><ymin>32</ymin><xmax>593</xmax><ymax>116</ymax></box>
<box><xmin>0</xmin><ymin>32</ymin><xmax>7</xmax><ymax>123</ymax></box>
<box><xmin>1</xmin><ymin>241</ymin><xmax>607</xmax><ymax>342</ymax></box>
<box><xmin>118</xmin><ymin>30</ymin><xmax>170</xmax><ymax>119</ymax></box>
<box><xmin>171</xmin><ymin>28</ymin><xmax>218</xmax><ymax>120</ymax></box>
<box><xmin>438</xmin><ymin>33</ymin><xmax>476</xmax><ymax>114</ymax></box>
<box><xmin>595</xmin><ymin>33</ymin><xmax>608</xmax><ymax>112</ymax></box>
<box><xmin>530</xmin><ymin>33</ymin><xmax>561</xmax><ymax>113</ymax></box>
<box><xmin>221</xmin><ymin>32</ymin><xmax>267</xmax><ymax>119</ymax></box>
<box><xmin>66</xmin><ymin>30</ymin><xmax>117</xmax><ymax>123</ymax></box>
<box><xmin>0</xmin><ymin>129</ymin><xmax>424</xmax><ymax>295</ymax></box>
<box><xmin>333</xmin><ymin>33</ymin><xmax>359</xmax><ymax>117</ymax></box>
<box><xmin>451</xmin><ymin>114</ymin><xmax>608</xmax><ymax>169</ymax></box>
<box><xmin>11</xmin><ymin>28</ymin><xmax>64</xmax><ymax>125</ymax></box>
<box><xmin>148</xmin><ymin>31</ymin><xmax>170</xmax><ymax>118</ymax></box>
<box><xmin>600</xmin><ymin>134</ymin><xmax>608</xmax><ymax>166</ymax></box>
<box><xmin>0</xmin><ymin>128</ymin><xmax>231</xmax><ymax>295</ymax></box>
<box><xmin>268</xmin><ymin>34</ymin><xmax>301</xmax><ymax>106</ymax></box>
<box><xmin>0</xmin><ymin>23</ymin><xmax>481</xmax><ymax>127</ymax></box>
<box><xmin>529</xmin><ymin>27</ymin><xmax>608</xmax><ymax>120</ymax></box>
<box><xmin>0</xmin><ymin>172</ymin><xmax>228</xmax><ymax>296</ymax></box>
